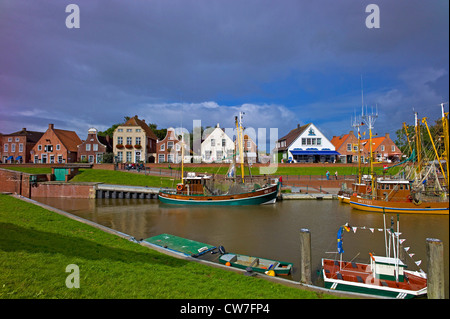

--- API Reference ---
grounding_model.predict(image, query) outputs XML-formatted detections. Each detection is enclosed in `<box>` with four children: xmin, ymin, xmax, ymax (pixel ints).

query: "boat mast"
<box><xmin>236</xmin><ymin>112</ymin><xmax>245</xmax><ymax>183</ymax></box>
<box><xmin>415</xmin><ymin>112</ymin><xmax>422</xmax><ymax>176</ymax></box>
<box><xmin>352</xmin><ymin>112</ymin><xmax>362</xmax><ymax>184</ymax></box>
<box><xmin>362</xmin><ymin>104</ymin><xmax>378</xmax><ymax>199</ymax></box>
<box><xmin>442</xmin><ymin>103</ymin><xmax>449</xmax><ymax>189</ymax></box>
<box><xmin>422</xmin><ymin>116</ymin><xmax>448</xmax><ymax>188</ymax></box>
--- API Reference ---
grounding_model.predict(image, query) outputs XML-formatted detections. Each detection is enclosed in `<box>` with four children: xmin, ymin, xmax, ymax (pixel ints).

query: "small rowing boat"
<box><xmin>219</xmin><ymin>253</ymin><xmax>293</xmax><ymax>276</ymax></box>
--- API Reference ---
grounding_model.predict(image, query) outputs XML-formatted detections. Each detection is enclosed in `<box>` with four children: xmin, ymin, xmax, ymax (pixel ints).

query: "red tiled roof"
<box><xmin>54</xmin><ymin>129</ymin><xmax>82</xmax><ymax>152</ymax></box>
<box><xmin>330</xmin><ymin>134</ymin><xmax>350</xmax><ymax>151</ymax></box>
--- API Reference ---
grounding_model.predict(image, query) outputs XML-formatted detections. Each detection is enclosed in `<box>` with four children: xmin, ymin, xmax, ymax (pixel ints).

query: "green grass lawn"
<box><xmin>70</xmin><ymin>169</ymin><xmax>181</xmax><ymax>188</ymax></box>
<box><xmin>0</xmin><ymin>194</ymin><xmax>340</xmax><ymax>299</ymax></box>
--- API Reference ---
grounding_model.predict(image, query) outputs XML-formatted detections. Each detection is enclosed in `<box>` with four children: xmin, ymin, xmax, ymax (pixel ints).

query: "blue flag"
<box><xmin>337</xmin><ymin>226</ymin><xmax>344</xmax><ymax>254</ymax></box>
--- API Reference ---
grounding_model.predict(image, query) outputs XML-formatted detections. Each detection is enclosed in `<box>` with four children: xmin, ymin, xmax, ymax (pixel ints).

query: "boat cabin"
<box><xmin>371</xmin><ymin>255</ymin><xmax>407</xmax><ymax>282</ymax></box>
<box><xmin>375</xmin><ymin>179</ymin><xmax>412</xmax><ymax>201</ymax></box>
<box><xmin>176</xmin><ymin>172</ymin><xmax>211</xmax><ymax>195</ymax></box>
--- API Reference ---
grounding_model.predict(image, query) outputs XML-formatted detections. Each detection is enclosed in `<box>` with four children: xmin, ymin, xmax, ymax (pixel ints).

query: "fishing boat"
<box><xmin>321</xmin><ymin>217</ymin><xmax>427</xmax><ymax>299</ymax></box>
<box><xmin>350</xmin><ymin>105</ymin><xmax>449</xmax><ymax>215</ymax></box>
<box><xmin>158</xmin><ymin>112</ymin><xmax>280</xmax><ymax>205</ymax></box>
<box><xmin>219</xmin><ymin>253</ymin><xmax>293</xmax><ymax>276</ymax></box>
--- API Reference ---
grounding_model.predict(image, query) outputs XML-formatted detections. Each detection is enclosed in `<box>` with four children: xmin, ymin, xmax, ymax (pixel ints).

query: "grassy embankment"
<box><xmin>5</xmin><ymin>165</ymin><xmax>399</xmax><ymax>188</ymax></box>
<box><xmin>0</xmin><ymin>194</ymin><xmax>340</xmax><ymax>299</ymax></box>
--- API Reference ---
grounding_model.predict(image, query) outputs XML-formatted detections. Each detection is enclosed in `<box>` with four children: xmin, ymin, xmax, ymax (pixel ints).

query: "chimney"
<box><xmin>385</xmin><ymin>133</ymin><xmax>390</xmax><ymax>139</ymax></box>
<box><xmin>48</xmin><ymin>124</ymin><xmax>54</xmax><ymax>130</ymax></box>
<box><xmin>297</xmin><ymin>124</ymin><xmax>300</xmax><ymax>129</ymax></box>
<box><xmin>349</xmin><ymin>130</ymin><xmax>354</xmax><ymax>135</ymax></box>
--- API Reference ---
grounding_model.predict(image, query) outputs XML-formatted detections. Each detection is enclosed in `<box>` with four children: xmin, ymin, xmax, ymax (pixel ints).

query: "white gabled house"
<box><xmin>276</xmin><ymin>123</ymin><xmax>339</xmax><ymax>163</ymax></box>
<box><xmin>201</xmin><ymin>124</ymin><xmax>235</xmax><ymax>163</ymax></box>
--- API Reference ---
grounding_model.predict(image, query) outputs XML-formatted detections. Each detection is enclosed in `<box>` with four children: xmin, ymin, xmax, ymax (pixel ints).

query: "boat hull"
<box><xmin>321</xmin><ymin>259</ymin><xmax>427</xmax><ymax>299</ymax></box>
<box><xmin>349</xmin><ymin>196</ymin><xmax>449</xmax><ymax>215</ymax></box>
<box><xmin>158</xmin><ymin>183</ymin><xmax>279</xmax><ymax>206</ymax></box>
<box><xmin>220</xmin><ymin>253</ymin><xmax>293</xmax><ymax>275</ymax></box>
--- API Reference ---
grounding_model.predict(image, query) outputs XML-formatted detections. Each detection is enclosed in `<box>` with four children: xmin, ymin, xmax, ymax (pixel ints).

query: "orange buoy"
<box><xmin>225</xmin><ymin>262</ymin><xmax>231</xmax><ymax>266</ymax></box>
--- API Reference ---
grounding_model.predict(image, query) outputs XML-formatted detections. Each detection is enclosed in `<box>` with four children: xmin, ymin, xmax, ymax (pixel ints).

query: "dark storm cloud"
<box><xmin>0</xmin><ymin>0</ymin><xmax>448</xmax><ymax>140</ymax></box>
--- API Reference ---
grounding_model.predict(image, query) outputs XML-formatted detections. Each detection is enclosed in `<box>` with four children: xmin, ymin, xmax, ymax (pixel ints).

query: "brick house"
<box><xmin>31</xmin><ymin>124</ymin><xmax>82</xmax><ymax>163</ymax></box>
<box><xmin>113</xmin><ymin>115</ymin><xmax>158</xmax><ymax>163</ymax></box>
<box><xmin>156</xmin><ymin>128</ymin><xmax>183</xmax><ymax>163</ymax></box>
<box><xmin>330</xmin><ymin>130</ymin><xmax>369</xmax><ymax>164</ymax></box>
<box><xmin>77</xmin><ymin>128</ymin><xmax>113</xmax><ymax>163</ymax></box>
<box><xmin>1</xmin><ymin>128</ymin><xmax>44</xmax><ymax>163</ymax></box>
<box><xmin>361</xmin><ymin>133</ymin><xmax>402</xmax><ymax>163</ymax></box>
<box><xmin>235</xmin><ymin>134</ymin><xmax>258</xmax><ymax>164</ymax></box>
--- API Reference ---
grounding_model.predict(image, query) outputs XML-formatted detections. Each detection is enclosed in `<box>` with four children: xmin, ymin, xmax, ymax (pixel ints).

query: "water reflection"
<box><xmin>35</xmin><ymin>197</ymin><xmax>449</xmax><ymax>297</ymax></box>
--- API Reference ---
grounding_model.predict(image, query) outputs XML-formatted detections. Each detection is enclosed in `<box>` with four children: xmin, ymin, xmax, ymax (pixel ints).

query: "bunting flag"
<box><xmin>339</xmin><ymin>223</ymin><xmax>425</xmax><ymax>272</ymax></box>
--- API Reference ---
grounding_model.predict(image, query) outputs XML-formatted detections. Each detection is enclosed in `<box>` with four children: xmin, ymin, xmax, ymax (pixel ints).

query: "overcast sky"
<box><xmin>0</xmin><ymin>0</ymin><xmax>448</xmax><ymax>146</ymax></box>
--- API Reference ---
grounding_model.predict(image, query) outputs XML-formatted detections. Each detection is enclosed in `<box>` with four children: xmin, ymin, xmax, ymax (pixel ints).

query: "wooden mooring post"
<box><xmin>299</xmin><ymin>228</ymin><xmax>312</xmax><ymax>285</ymax></box>
<box><xmin>426</xmin><ymin>238</ymin><xmax>445</xmax><ymax>299</ymax></box>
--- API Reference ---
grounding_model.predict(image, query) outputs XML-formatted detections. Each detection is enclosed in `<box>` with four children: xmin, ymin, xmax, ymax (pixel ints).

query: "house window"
<box><xmin>15</xmin><ymin>138</ymin><xmax>19</xmax><ymax>142</ymax></box>
<box><xmin>118</xmin><ymin>129</ymin><xmax>123</xmax><ymax>132</ymax></box>
<box><xmin>317</xmin><ymin>138</ymin><xmax>322</xmax><ymax>145</ymax></box>
<box><xmin>56</xmin><ymin>144</ymin><xmax>61</xmax><ymax>150</ymax></box>
<box><xmin>347</xmin><ymin>143</ymin><xmax>352</xmax><ymax>151</ymax></box>
<box><xmin>34</xmin><ymin>155</ymin><xmax>38</xmax><ymax>163</ymax></box>
<box><xmin>168</xmin><ymin>154</ymin><xmax>174</xmax><ymax>163</ymax></box>
<box><xmin>117</xmin><ymin>151</ymin><xmax>123</xmax><ymax>162</ymax></box>
<box><xmin>126</xmin><ymin>129</ymin><xmax>132</xmax><ymax>132</ymax></box>
<box><xmin>117</xmin><ymin>137</ymin><xmax>123</xmax><ymax>145</ymax></box>
<box><xmin>353</xmin><ymin>145</ymin><xmax>358</xmax><ymax>151</ymax></box>
<box><xmin>58</xmin><ymin>155</ymin><xmax>63</xmax><ymax>163</ymax></box>
<box><xmin>135</xmin><ymin>137</ymin><xmax>141</xmax><ymax>145</ymax></box>
<box><xmin>205</xmin><ymin>151</ymin><xmax>212</xmax><ymax>160</ymax></box>
<box><xmin>302</xmin><ymin>138</ymin><xmax>306</xmax><ymax>145</ymax></box>
<box><xmin>86</xmin><ymin>144</ymin><xmax>91</xmax><ymax>151</ymax></box>
<box><xmin>381</xmin><ymin>145</ymin><xmax>385</xmax><ymax>151</ymax></box>
<box><xmin>158</xmin><ymin>154</ymin><xmax>165</xmax><ymax>163</ymax></box>
<box><xmin>247</xmin><ymin>141</ymin><xmax>251</xmax><ymax>148</ymax></box>
<box><xmin>88</xmin><ymin>155</ymin><xmax>94</xmax><ymax>163</ymax></box>
<box><xmin>222</xmin><ymin>139</ymin><xmax>226</xmax><ymax>147</ymax></box>
<box><xmin>37</xmin><ymin>145</ymin><xmax>41</xmax><ymax>151</ymax></box>
<box><xmin>11</xmin><ymin>144</ymin><xmax>15</xmax><ymax>152</ymax></box>
<box><xmin>3</xmin><ymin>144</ymin><xmax>8</xmax><ymax>152</ymax></box>
<box><xmin>216</xmin><ymin>150</ymin><xmax>223</xmax><ymax>160</ymax></box>
<box><xmin>126</xmin><ymin>151</ymin><xmax>132</xmax><ymax>162</ymax></box>
<box><xmin>93</xmin><ymin>144</ymin><xmax>98</xmax><ymax>151</ymax></box>
<box><xmin>126</xmin><ymin>137</ymin><xmax>132</xmax><ymax>145</ymax></box>
<box><xmin>176</xmin><ymin>144</ymin><xmax>180</xmax><ymax>151</ymax></box>
<box><xmin>160</xmin><ymin>144</ymin><xmax>165</xmax><ymax>151</ymax></box>
<box><xmin>81</xmin><ymin>155</ymin><xmax>86</xmax><ymax>161</ymax></box>
<box><xmin>391</xmin><ymin>145</ymin><xmax>395</xmax><ymax>152</ymax></box>
<box><xmin>167</xmin><ymin>141</ymin><xmax>174</xmax><ymax>149</ymax></box>
<box><xmin>19</xmin><ymin>143</ymin><xmax>23</xmax><ymax>153</ymax></box>
<box><xmin>136</xmin><ymin>129</ymin><xmax>141</xmax><ymax>132</ymax></box>
<box><xmin>7</xmin><ymin>138</ymin><xmax>12</xmax><ymax>142</ymax></box>
<box><xmin>211</xmin><ymin>139</ymin><xmax>215</xmax><ymax>147</ymax></box>
<box><xmin>45</xmin><ymin>145</ymin><xmax>53</xmax><ymax>152</ymax></box>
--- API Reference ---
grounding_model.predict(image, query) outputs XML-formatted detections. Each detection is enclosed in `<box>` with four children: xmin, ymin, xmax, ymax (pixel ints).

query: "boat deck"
<box><xmin>322</xmin><ymin>259</ymin><xmax>427</xmax><ymax>292</ymax></box>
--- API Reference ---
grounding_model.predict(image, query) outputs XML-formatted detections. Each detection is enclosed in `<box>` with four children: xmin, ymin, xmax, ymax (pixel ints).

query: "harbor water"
<box><xmin>34</xmin><ymin>197</ymin><xmax>449</xmax><ymax>298</ymax></box>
